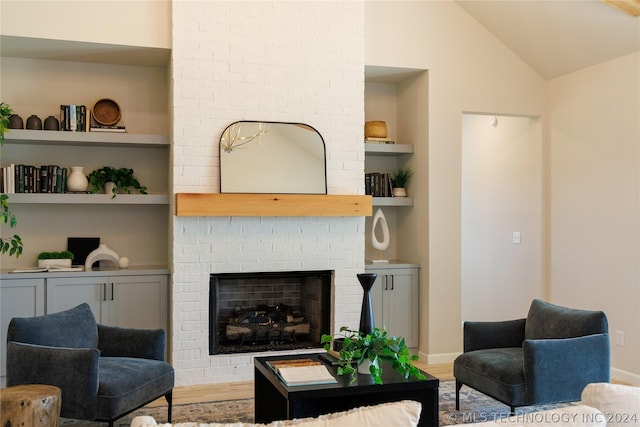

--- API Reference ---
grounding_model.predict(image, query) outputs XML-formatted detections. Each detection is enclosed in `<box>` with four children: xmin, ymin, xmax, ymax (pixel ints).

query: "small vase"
<box><xmin>104</xmin><ymin>182</ymin><xmax>117</xmax><ymax>196</ymax></box>
<box><xmin>358</xmin><ymin>273</ymin><xmax>377</xmax><ymax>335</ymax></box>
<box><xmin>358</xmin><ymin>357</ymin><xmax>379</xmax><ymax>375</ymax></box>
<box><xmin>392</xmin><ymin>187</ymin><xmax>407</xmax><ymax>197</ymax></box>
<box><xmin>67</xmin><ymin>167</ymin><xmax>89</xmax><ymax>192</ymax></box>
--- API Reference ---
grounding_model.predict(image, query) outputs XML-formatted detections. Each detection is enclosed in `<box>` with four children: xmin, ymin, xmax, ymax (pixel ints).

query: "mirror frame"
<box><xmin>219</xmin><ymin>120</ymin><xmax>327</xmax><ymax>194</ymax></box>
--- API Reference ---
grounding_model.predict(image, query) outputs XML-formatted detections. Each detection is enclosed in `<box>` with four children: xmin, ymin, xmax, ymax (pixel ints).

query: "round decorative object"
<box><xmin>8</xmin><ymin>114</ymin><xmax>23</xmax><ymax>129</ymax></box>
<box><xmin>44</xmin><ymin>115</ymin><xmax>60</xmax><ymax>130</ymax></box>
<box><xmin>66</xmin><ymin>167</ymin><xmax>89</xmax><ymax>192</ymax></box>
<box><xmin>84</xmin><ymin>244</ymin><xmax>120</xmax><ymax>270</ymax></box>
<box><xmin>118</xmin><ymin>257</ymin><xmax>130</xmax><ymax>268</ymax></box>
<box><xmin>364</xmin><ymin>121</ymin><xmax>387</xmax><ymax>138</ymax></box>
<box><xmin>25</xmin><ymin>115</ymin><xmax>42</xmax><ymax>130</ymax></box>
<box><xmin>92</xmin><ymin>98</ymin><xmax>121</xmax><ymax>126</ymax></box>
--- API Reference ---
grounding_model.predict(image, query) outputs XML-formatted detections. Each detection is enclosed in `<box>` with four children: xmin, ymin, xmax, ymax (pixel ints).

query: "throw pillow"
<box><xmin>581</xmin><ymin>382</ymin><xmax>640</xmax><ymax>427</ymax></box>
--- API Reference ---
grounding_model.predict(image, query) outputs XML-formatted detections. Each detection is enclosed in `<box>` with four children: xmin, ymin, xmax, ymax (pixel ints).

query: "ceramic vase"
<box><xmin>67</xmin><ymin>167</ymin><xmax>89</xmax><ymax>192</ymax></box>
<box><xmin>358</xmin><ymin>273</ymin><xmax>377</xmax><ymax>335</ymax></box>
<box><xmin>392</xmin><ymin>187</ymin><xmax>407</xmax><ymax>197</ymax></box>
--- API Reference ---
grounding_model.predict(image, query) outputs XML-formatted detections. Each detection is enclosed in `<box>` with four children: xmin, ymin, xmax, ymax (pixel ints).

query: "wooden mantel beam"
<box><xmin>602</xmin><ymin>0</ymin><xmax>640</xmax><ymax>17</ymax></box>
<box><xmin>175</xmin><ymin>193</ymin><xmax>373</xmax><ymax>217</ymax></box>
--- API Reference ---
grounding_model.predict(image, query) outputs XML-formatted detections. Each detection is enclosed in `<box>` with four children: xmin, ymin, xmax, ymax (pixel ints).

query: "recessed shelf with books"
<box><xmin>0</xmin><ymin>36</ymin><xmax>170</xmax><ymax>272</ymax></box>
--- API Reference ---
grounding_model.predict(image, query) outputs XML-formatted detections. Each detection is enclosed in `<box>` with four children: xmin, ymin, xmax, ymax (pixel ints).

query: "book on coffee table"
<box><xmin>267</xmin><ymin>359</ymin><xmax>337</xmax><ymax>386</ymax></box>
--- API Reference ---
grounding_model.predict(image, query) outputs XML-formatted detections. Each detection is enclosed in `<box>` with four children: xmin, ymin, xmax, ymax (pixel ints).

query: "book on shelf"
<box><xmin>1</xmin><ymin>164</ymin><xmax>67</xmax><ymax>194</ymax></box>
<box><xmin>11</xmin><ymin>265</ymin><xmax>85</xmax><ymax>273</ymax></box>
<box><xmin>89</xmin><ymin>125</ymin><xmax>127</xmax><ymax>133</ymax></box>
<box><xmin>267</xmin><ymin>359</ymin><xmax>337</xmax><ymax>386</ymax></box>
<box><xmin>365</xmin><ymin>172</ymin><xmax>393</xmax><ymax>197</ymax></box>
<box><xmin>365</xmin><ymin>137</ymin><xmax>395</xmax><ymax>144</ymax></box>
<box><xmin>60</xmin><ymin>104</ymin><xmax>88</xmax><ymax>132</ymax></box>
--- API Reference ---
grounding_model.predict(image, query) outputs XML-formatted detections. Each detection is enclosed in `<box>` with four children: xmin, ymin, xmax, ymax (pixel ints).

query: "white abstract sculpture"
<box><xmin>371</xmin><ymin>208</ymin><xmax>390</xmax><ymax>263</ymax></box>
<box><xmin>85</xmin><ymin>244</ymin><xmax>123</xmax><ymax>271</ymax></box>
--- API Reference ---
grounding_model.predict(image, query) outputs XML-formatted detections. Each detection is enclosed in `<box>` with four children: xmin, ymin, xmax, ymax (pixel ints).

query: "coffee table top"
<box><xmin>255</xmin><ymin>353</ymin><xmax>438</xmax><ymax>398</ymax></box>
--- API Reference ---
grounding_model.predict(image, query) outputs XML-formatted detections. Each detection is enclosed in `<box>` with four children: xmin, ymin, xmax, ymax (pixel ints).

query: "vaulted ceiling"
<box><xmin>455</xmin><ymin>0</ymin><xmax>640</xmax><ymax>80</ymax></box>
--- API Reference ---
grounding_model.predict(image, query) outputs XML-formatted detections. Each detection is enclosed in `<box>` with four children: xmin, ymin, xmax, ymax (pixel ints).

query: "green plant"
<box><xmin>0</xmin><ymin>102</ymin><xmax>23</xmax><ymax>258</ymax></box>
<box><xmin>389</xmin><ymin>167</ymin><xmax>413</xmax><ymax>189</ymax></box>
<box><xmin>37</xmin><ymin>251</ymin><xmax>74</xmax><ymax>260</ymax></box>
<box><xmin>87</xmin><ymin>166</ymin><xmax>148</xmax><ymax>199</ymax></box>
<box><xmin>321</xmin><ymin>326</ymin><xmax>425</xmax><ymax>385</ymax></box>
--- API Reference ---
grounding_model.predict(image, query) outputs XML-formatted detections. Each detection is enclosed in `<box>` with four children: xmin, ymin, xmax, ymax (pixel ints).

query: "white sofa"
<box><xmin>131</xmin><ymin>383</ymin><xmax>640</xmax><ymax>427</ymax></box>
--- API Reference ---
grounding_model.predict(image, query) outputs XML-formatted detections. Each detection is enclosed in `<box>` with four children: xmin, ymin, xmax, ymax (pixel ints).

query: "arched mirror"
<box><xmin>219</xmin><ymin>121</ymin><xmax>327</xmax><ymax>194</ymax></box>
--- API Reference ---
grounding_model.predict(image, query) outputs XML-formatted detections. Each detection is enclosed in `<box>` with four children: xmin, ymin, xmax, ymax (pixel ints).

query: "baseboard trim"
<box><xmin>611</xmin><ymin>367</ymin><xmax>640</xmax><ymax>386</ymax></box>
<box><xmin>420</xmin><ymin>351</ymin><xmax>460</xmax><ymax>365</ymax></box>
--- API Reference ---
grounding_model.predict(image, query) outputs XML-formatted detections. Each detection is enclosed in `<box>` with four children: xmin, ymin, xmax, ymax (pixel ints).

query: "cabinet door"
<box><xmin>110</xmin><ymin>275</ymin><xmax>168</xmax><ymax>331</ymax></box>
<box><xmin>46</xmin><ymin>276</ymin><xmax>109</xmax><ymax>322</ymax></box>
<box><xmin>385</xmin><ymin>269</ymin><xmax>419</xmax><ymax>348</ymax></box>
<box><xmin>0</xmin><ymin>278</ymin><xmax>46</xmax><ymax>378</ymax></box>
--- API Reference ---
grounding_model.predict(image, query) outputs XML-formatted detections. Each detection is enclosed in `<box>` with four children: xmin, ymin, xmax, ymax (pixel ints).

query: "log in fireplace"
<box><xmin>209</xmin><ymin>270</ymin><xmax>332</xmax><ymax>355</ymax></box>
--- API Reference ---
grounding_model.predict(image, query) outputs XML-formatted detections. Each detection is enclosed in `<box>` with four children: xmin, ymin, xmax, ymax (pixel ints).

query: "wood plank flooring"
<box><xmin>160</xmin><ymin>361</ymin><xmax>453</xmax><ymax>406</ymax></box>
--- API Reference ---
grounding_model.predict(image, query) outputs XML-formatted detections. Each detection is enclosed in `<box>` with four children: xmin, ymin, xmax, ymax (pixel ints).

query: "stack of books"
<box><xmin>267</xmin><ymin>359</ymin><xmax>337</xmax><ymax>386</ymax></box>
<box><xmin>365</xmin><ymin>137</ymin><xmax>395</xmax><ymax>144</ymax></box>
<box><xmin>365</xmin><ymin>172</ymin><xmax>393</xmax><ymax>197</ymax></box>
<box><xmin>1</xmin><ymin>164</ymin><xmax>68</xmax><ymax>194</ymax></box>
<box><xmin>60</xmin><ymin>105</ymin><xmax>88</xmax><ymax>131</ymax></box>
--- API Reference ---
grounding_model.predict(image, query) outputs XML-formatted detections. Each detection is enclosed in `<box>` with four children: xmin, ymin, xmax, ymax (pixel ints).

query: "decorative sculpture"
<box><xmin>371</xmin><ymin>208</ymin><xmax>390</xmax><ymax>263</ymax></box>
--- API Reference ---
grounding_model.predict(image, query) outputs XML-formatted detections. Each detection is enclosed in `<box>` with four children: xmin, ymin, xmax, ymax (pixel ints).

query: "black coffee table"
<box><xmin>254</xmin><ymin>353</ymin><xmax>439</xmax><ymax>427</ymax></box>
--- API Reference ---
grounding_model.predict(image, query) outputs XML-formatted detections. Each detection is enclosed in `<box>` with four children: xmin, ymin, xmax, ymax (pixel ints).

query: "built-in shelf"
<box><xmin>175</xmin><ymin>193</ymin><xmax>372</xmax><ymax>217</ymax></box>
<box><xmin>4</xmin><ymin>129</ymin><xmax>169</xmax><ymax>148</ymax></box>
<box><xmin>365</xmin><ymin>143</ymin><xmax>414</xmax><ymax>156</ymax></box>
<box><xmin>372</xmin><ymin>197</ymin><xmax>414</xmax><ymax>207</ymax></box>
<box><xmin>6</xmin><ymin>193</ymin><xmax>169</xmax><ymax>205</ymax></box>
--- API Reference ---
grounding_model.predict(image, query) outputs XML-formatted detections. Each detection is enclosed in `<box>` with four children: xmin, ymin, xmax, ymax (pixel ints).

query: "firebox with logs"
<box><xmin>225</xmin><ymin>303</ymin><xmax>311</xmax><ymax>345</ymax></box>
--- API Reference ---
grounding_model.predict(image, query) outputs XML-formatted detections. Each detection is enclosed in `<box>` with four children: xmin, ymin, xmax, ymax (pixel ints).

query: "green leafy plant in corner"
<box><xmin>0</xmin><ymin>102</ymin><xmax>23</xmax><ymax>258</ymax></box>
<box><xmin>37</xmin><ymin>251</ymin><xmax>74</xmax><ymax>260</ymax></box>
<box><xmin>389</xmin><ymin>166</ymin><xmax>414</xmax><ymax>189</ymax></box>
<box><xmin>321</xmin><ymin>326</ymin><xmax>425</xmax><ymax>385</ymax></box>
<box><xmin>87</xmin><ymin>166</ymin><xmax>148</xmax><ymax>199</ymax></box>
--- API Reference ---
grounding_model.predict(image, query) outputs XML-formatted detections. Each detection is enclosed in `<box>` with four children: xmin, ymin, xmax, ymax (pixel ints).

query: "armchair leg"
<box><xmin>165</xmin><ymin>390</ymin><xmax>173</xmax><ymax>423</ymax></box>
<box><xmin>455</xmin><ymin>380</ymin><xmax>463</xmax><ymax>410</ymax></box>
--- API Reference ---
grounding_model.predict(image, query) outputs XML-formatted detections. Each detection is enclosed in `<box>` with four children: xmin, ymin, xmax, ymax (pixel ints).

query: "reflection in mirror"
<box><xmin>220</xmin><ymin>121</ymin><xmax>327</xmax><ymax>194</ymax></box>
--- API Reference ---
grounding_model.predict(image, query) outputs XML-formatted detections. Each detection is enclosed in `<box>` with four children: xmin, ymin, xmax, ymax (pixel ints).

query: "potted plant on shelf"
<box><xmin>389</xmin><ymin>167</ymin><xmax>413</xmax><ymax>197</ymax></box>
<box><xmin>321</xmin><ymin>326</ymin><xmax>425</xmax><ymax>385</ymax></box>
<box><xmin>87</xmin><ymin>166</ymin><xmax>148</xmax><ymax>199</ymax></box>
<box><xmin>37</xmin><ymin>250</ymin><xmax>74</xmax><ymax>268</ymax></box>
<box><xmin>0</xmin><ymin>101</ymin><xmax>23</xmax><ymax>258</ymax></box>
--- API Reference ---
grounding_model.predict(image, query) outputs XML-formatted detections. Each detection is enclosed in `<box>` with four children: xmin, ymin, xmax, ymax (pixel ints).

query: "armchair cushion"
<box><xmin>98</xmin><ymin>324</ymin><xmax>166</xmax><ymax>361</ymax></box>
<box><xmin>464</xmin><ymin>319</ymin><xmax>526</xmax><ymax>352</ymax></box>
<box><xmin>525</xmin><ymin>299</ymin><xmax>608</xmax><ymax>340</ymax></box>
<box><xmin>7</xmin><ymin>302</ymin><xmax>98</xmax><ymax>348</ymax></box>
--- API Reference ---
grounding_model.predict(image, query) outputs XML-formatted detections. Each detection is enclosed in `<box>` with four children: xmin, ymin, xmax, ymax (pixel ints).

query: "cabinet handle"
<box><xmin>390</xmin><ymin>275</ymin><xmax>394</xmax><ymax>291</ymax></box>
<box><xmin>383</xmin><ymin>275</ymin><xmax>388</xmax><ymax>291</ymax></box>
<box><xmin>102</xmin><ymin>283</ymin><xmax>107</xmax><ymax>301</ymax></box>
<box><xmin>110</xmin><ymin>282</ymin><xmax>114</xmax><ymax>301</ymax></box>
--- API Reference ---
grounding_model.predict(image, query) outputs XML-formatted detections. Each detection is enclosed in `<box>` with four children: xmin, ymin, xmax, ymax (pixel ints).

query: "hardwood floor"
<box><xmin>158</xmin><ymin>361</ymin><xmax>453</xmax><ymax>406</ymax></box>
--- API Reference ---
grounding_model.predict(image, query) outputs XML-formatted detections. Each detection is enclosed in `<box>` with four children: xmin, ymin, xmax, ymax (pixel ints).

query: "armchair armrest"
<box><xmin>523</xmin><ymin>333</ymin><xmax>610</xmax><ymax>404</ymax></box>
<box><xmin>98</xmin><ymin>324</ymin><xmax>166</xmax><ymax>361</ymax></box>
<box><xmin>6</xmin><ymin>341</ymin><xmax>99</xmax><ymax>420</ymax></box>
<box><xmin>463</xmin><ymin>318</ymin><xmax>526</xmax><ymax>352</ymax></box>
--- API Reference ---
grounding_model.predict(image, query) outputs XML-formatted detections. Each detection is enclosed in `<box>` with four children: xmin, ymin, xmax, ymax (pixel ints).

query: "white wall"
<box><xmin>171</xmin><ymin>1</ymin><xmax>366</xmax><ymax>385</ymax></box>
<box><xmin>548</xmin><ymin>52</ymin><xmax>640</xmax><ymax>383</ymax></box>
<box><xmin>365</xmin><ymin>1</ymin><xmax>546</xmax><ymax>362</ymax></box>
<box><xmin>461</xmin><ymin>114</ymin><xmax>542</xmax><ymax>321</ymax></box>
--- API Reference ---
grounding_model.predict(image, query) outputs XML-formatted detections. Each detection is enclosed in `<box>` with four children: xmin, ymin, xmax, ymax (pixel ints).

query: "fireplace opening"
<box><xmin>209</xmin><ymin>270</ymin><xmax>332</xmax><ymax>355</ymax></box>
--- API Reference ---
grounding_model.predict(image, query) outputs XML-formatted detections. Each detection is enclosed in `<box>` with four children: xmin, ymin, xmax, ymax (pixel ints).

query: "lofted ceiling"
<box><xmin>455</xmin><ymin>0</ymin><xmax>640</xmax><ymax>80</ymax></box>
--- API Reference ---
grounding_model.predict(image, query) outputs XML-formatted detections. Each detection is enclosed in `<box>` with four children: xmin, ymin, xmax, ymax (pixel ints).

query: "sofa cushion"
<box><xmin>131</xmin><ymin>399</ymin><xmax>422</xmax><ymax>427</ymax></box>
<box><xmin>581</xmin><ymin>383</ymin><xmax>640</xmax><ymax>427</ymax></box>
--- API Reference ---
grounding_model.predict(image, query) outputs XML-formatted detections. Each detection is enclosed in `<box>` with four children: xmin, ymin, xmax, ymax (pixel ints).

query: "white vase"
<box><xmin>67</xmin><ymin>166</ymin><xmax>89</xmax><ymax>192</ymax></box>
<box><xmin>104</xmin><ymin>181</ymin><xmax>117</xmax><ymax>196</ymax></box>
<box><xmin>358</xmin><ymin>357</ymin><xmax>379</xmax><ymax>375</ymax></box>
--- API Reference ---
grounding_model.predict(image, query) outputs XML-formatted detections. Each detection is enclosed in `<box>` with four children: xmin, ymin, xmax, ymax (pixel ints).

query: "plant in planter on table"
<box><xmin>321</xmin><ymin>326</ymin><xmax>425</xmax><ymax>385</ymax></box>
<box><xmin>87</xmin><ymin>166</ymin><xmax>148</xmax><ymax>199</ymax></box>
<box><xmin>0</xmin><ymin>102</ymin><xmax>23</xmax><ymax>258</ymax></box>
<box><xmin>37</xmin><ymin>250</ymin><xmax>74</xmax><ymax>268</ymax></box>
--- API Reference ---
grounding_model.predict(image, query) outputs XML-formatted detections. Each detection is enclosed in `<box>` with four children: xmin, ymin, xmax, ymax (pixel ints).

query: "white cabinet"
<box><xmin>0</xmin><ymin>278</ymin><xmax>45</xmax><ymax>378</ymax></box>
<box><xmin>366</xmin><ymin>263</ymin><xmax>419</xmax><ymax>348</ymax></box>
<box><xmin>46</xmin><ymin>272</ymin><xmax>168</xmax><ymax>331</ymax></box>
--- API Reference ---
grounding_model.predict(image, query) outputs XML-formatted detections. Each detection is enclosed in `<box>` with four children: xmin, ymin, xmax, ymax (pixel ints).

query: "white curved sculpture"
<box><xmin>85</xmin><ymin>244</ymin><xmax>120</xmax><ymax>271</ymax></box>
<box><xmin>371</xmin><ymin>208</ymin><xmax>390</xmax><ymax>263</ymax></box>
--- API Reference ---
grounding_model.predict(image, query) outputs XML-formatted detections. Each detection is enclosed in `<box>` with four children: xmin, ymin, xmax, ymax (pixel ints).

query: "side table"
<box><xmin>0</xmin><ymin>384</ymin><xmax>61</xmax><ymax>427</ymax></box>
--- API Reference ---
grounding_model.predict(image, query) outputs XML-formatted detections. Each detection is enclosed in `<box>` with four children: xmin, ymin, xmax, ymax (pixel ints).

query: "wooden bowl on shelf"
<box><xmin>365</xmin><ymin>121</ymin><xmax>387</xmax><ymax>138</ymax></box>
<box><xmin>92</xmin><ymin>98</ymin><xmax>121</xmax><ymax>126</ymax></box>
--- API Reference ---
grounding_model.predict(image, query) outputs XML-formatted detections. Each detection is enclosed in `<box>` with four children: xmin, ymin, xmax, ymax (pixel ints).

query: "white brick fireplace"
<box><xmin>170</xmin><ymin>2</ymin><xmax>366</xmax><ymax>386</ymax></box>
